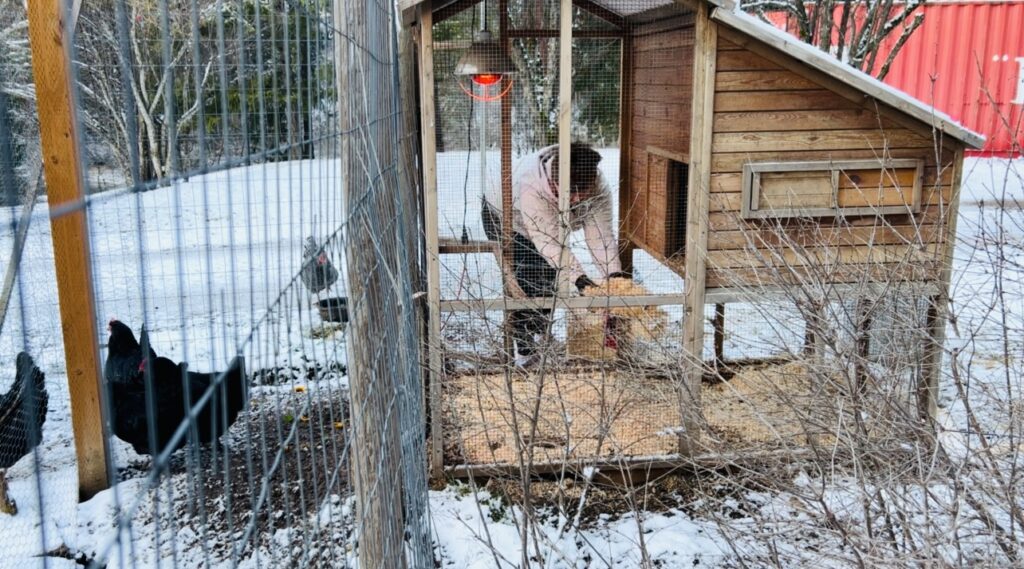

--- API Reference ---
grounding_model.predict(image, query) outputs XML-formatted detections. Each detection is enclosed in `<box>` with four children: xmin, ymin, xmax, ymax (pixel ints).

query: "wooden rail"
<box><xmin>438</xmin><ymin>282</ymin><xmax>939</xmax><ymax>312</ymax></box>
<box><xmin>438</xmin><ymin>238</ymin><xmax>497</xmax><ymax>254</ymax></box>
<box><xmin>446</xmin><ymin>448</ymin><xmax>818</xmax><ymax>482</ymax></box>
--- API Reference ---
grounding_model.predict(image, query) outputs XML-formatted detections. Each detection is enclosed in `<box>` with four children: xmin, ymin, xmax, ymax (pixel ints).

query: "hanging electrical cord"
<box><xmin>460</xmin><ymin>91</ymin><xmax>474</xmax><ymax>244</ymax></box>
<box><xmin>459</xmin><ymin>7</ymin><xmax>479</xmax><ymax>245</ymax></box>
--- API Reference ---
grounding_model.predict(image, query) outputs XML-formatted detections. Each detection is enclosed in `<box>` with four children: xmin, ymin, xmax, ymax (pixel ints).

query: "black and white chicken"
<box><xmin>0</xmin><ymin>352</ymin><xmax>47</xmax><ymax>515</ymax></box>
<box><xmin>300</xmin><ymin>236</ymin><xmax>339</xmax><ymax>300</ymax></box>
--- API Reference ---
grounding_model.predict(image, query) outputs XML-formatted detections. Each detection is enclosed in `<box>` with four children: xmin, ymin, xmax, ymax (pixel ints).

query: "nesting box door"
<box><xmin>635</xmin><ymin>151</ymin><xmax>689</xmax><ymax>259</ymax></box>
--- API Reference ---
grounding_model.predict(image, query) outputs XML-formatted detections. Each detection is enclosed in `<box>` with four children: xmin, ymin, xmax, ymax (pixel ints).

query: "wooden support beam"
<box><xmin>499</xmin><ymin>0</ymin><xmax>513</xmax><ymax>364</ymax></box>
<box><xmin>648</xmin><ymin>145</ymin><xmax>689</xmax><ymax>164</ymax></box>
<box><xmin>679</xmin><ymin>2</ymin><xmax>717</xmax><ymax>455</ymax></box>
<box><xmin>27</xmin><ymin>0</ymin><xmax>109</xmax><ymax>500</ymax></box>
<box><xmin>507</xmin><ymin>29</ymin><xmax>625</xmax><ymax>39</ymax></box>
<box><xmin>919</xmin><ymin>149</ymin><xmax>964</xmax><ymax>422</ymax></box>
<box><xmin>712</xmin><ymin>303</ymin><xmax>725</xmax><ymax>369</ymax></box>
<box><xmin>557</xmin><ymin>0</ymin><xmax>573</xmax><ymax>295</ymax></box>
<box><xmin>417</xmin><ymin>4</ymin><xmax>445</xmax><ymax>479</ymax></box>
<box><xmin>432</xmin><ymin>0</ymin><xmax>628</xmax><ymax>28</ymax></box>
<box><xmin>438</xmin><ymin>281</ymin><xmax>941</xmax><ymax>312</ymax></box>
<box><xmin>572</xmin><ymin>0</ymin><xmax>626</xmax><ymax>28</ymax></box>
<box><xmin>438</xmin><ymin>238</ymin><xmax>498</xmax><ymax>254</ymax></box>
<box><xmin>618</xmin><ymin>35</ymin><xmax>635</xmax><ymax>274</ymax></box>
<box><xmin>434</xmin><ymin>0</ymin><xmax>479</xmax><ymax>24</ymax></box>
<box><xmin>441</xmin><ymin>294</ymin><xmax>689</xmax><ymax>312</ymax></box>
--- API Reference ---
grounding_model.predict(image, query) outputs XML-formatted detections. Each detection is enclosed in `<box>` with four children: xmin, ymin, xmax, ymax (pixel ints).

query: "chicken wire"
<box><xmin>430</xmin><ymin>0</ymin><xmax>942</xmax><ymax>472</ymax></box>
<box><xmin>432</xmin><ymin>0</ymin><xmax>700</xmax><ymax>471</ymax></box>
<box><xmin>0</xmin><ymin>0</ymin><xmax>430</xmax><ymax>566</ymax></box>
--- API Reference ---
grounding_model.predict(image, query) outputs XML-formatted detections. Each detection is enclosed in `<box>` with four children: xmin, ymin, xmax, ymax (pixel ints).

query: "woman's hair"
<box><xmin>549</xmin><ymin>143</ymin><xmax>602</xmax><ymax>194</ymax></box>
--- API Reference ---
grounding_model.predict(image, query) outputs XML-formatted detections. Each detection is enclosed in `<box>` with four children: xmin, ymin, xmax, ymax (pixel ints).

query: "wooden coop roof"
<box><xmin>401</xmin><ymin>0</ymin><xmax>985</xmax><ymax>149</ymax></box>
<box><xmin>711</xmin><ymin>8</ymin><xmax>985</xmax><ymax>149</ymax></box>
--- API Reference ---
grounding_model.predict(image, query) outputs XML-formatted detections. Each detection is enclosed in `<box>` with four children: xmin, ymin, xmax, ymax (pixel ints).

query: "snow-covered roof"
<box><xmin>711</xmin><ymin>7</ymin><xmax>985</xmax><ymax>149</ymax></box>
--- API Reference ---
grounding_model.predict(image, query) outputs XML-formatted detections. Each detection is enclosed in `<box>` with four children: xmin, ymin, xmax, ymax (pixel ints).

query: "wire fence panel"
<box><xmin>427</xmin><ymin>0</ymin><xmax>959</xmax><ymax>479</ymax></box>
<box><xmin>433</xmin><ymin>0</ymin><xmax>696</xmax><ymax>473</ymax></box>
<box><xmin>0</xmin><ymin>0</ymin><xmax>429</xmax><ymax>566</ymax></box>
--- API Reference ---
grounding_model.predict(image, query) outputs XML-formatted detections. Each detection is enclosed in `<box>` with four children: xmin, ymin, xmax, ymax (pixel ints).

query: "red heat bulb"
<box><xmin>471</xmin><ymin>73</ymin><xmax>502</xmax><ymax>86</ymax></box>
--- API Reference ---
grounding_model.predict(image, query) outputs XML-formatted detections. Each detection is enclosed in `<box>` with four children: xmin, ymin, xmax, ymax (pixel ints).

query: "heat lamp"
<box><xmin>454</xmin><ymin>16</ymin><xmax>515</xmax><ymax>101</ymax></box>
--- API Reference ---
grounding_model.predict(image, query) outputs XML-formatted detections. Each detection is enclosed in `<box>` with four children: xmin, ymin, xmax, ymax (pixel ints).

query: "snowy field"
<box><xmin>0</xmin><ymin>153</ymin><xmax>1021</xmax><ymax>567</ymax></box>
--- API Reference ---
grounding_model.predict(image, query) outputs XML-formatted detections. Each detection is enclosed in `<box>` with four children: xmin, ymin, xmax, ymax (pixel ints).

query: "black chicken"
<box><xmin>107</xmin><ymin>323</ymin><xmax>248</xmax><ymax>457</ymax></box>
<box><xmin>172</xmin><ymin>355</ymin><xmax>248</xmax><ymax>447</ymax></box>
<box><xmin>107</xmin><ymin>354</ymin><xmax>186</xmax><ymax>457</ymax></box>
<box><xmin>0</xmin><ymin>352</ymin><xmax>47</xmax><ymax>515</ymax></box>
<box><xmin>301</xmin><ymin>236</ymin><xmax>339</xmax><ymax>297</ymax></box>
<box><xmin>105</xmin><ymin>319</ymin><xmax>156</xmax><ymax>387</ymax></box>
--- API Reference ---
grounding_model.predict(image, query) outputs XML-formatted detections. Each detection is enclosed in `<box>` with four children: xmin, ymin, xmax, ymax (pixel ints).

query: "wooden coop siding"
<box><xmin>704</xmin><ymin>36</ymin><xmax>961</xmax><ymax>288</ymax></box>
<box><xmin>625</xmin><ymin>24</ymin><xmax>695</xmax><ymax>258</ymax></box>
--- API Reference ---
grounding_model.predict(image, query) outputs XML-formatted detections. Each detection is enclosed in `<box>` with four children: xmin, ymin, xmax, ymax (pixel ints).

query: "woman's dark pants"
<box><xmin>481</xmin><ymin>199</ymin><xmax>557</xmax><ymax>357</ymax></box>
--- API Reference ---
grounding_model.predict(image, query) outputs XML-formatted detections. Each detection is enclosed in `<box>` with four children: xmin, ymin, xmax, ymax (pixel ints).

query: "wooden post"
<box><xmin>854</xmin><ymin>296</ymin><xmax>872</xmax><ymax>395</ymax></box>
<box><xmin>339</xmin><ymin>1</ymin><xmax>408</xmax><ymax>566</ymax></box>
<box><xmin>27</xmin><ymin>0</ymin><xmax>109</xmax><ymax>499</ymax></box>
<box><xmin>617</xmin><ymin>34</ymin><xmax>635</xmax><ymax>274</ymax></box>
<box><xmin>416</xmin><ymin>4</ymin><xmax>445</xmax><ymax>478</ymax></box>
<box><xmin>499</xmin><ymin>0</ymin><xmax>514</xmax><ymax>362</ymax></box>
<box><xmin>679</xmin><ymin>2</ymin><xmax>717</xmax><ymax>455</ymax></box>
<box><xmin>919</xmin><ymin>149</ymin><xmax>964</xmax><ymax>422</ymax></box>
<box><xmin>920</xmin><ymin>301</ymin><xmax>942</xmax><ymax>419</ymax></box>
<box><xmin>713</xmin><ymin>303</ymin><xmax>725</xmax><ymax>370</ymax></box>
<box><xmin>396</xmin><ymin>12</ymin><xmax>428</xmax><ymax>441</ymax></box>
<box><xmin>556</xmin><ymin>0</ymin><xmax>573</xmax><ymax>295</ymax></box>
<box><xmin>802</xmin><ymin>319</ymin><xmax>815</xmax><ymax>356</ymax></box>
<box><xmin>800</xmin><ymin>299</ymin><xmax>825</xmax><ymax>360</ymax></box>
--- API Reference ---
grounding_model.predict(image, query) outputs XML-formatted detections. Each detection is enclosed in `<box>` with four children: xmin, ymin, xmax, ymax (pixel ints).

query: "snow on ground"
<box><xmin>937</xmin><ymin>157</ymin><xmax>1024</xmax><ymax>454</ymax></box>
<box><xmin>429</xmin><ymin>154</ymin><xmax>1024</xmax><ymax>568</ymax></box>
<box><xmin>0</xmin><ymin>153</ymin><xmax>1021</xmax><ymax>567</ymax></box>
<box><xmin>430</xmin><ymin>485</ymin><xmax>730</xmax><ymax>568</ymax></box>
<box><xmin>0</xmin><ymin>159</ymin><xmax>351</xmax><ymax>568</ymax></box>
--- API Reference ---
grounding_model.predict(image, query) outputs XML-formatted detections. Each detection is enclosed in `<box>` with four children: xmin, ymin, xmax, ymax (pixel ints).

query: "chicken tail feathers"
<box><xmin>15</xmin><ymin>352</ymin><xmax>46</xmax><ymax>415</ymax></box>
<box><xmin>139</xmin><ymin>326</ymin><xmax>158</xmax><ymax>360</ymax></box>
<box><xmin>0</xmin><ymin>353</ymin><xmax>48</xmax><ymax>466</ymax></box>
<box><xmin>226</xmin><ymin>355</ymin><xmax>248</xmax><ymax>410</ymax></box>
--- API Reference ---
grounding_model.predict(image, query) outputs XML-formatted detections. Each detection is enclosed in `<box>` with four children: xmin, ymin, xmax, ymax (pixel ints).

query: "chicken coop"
<box><xmin>401</xmin><ymin>0</ymin><xmax>985</xmax><ymax>478</ymax></box>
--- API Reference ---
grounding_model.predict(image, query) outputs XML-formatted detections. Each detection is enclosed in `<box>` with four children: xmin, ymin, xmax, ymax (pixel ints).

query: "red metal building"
<box><xmin>767</xmin><ymin>1</ymin><xmax>1023</xmax><ymax>156</ymax></box>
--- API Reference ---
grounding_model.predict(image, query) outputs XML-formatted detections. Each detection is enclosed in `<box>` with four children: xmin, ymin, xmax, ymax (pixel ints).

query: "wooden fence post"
<box><xmin>415</xmin><ymin>3</ymin><xmax>444</xmax><ymax>480</ymax></box>
<box><xmin>26</xmin><ymin>0</ymin><xmax>109</xmax><ymax>498</ymax></box>
<box><xmin>679</xmin><ymin>2</ymin><xmax>717</xmax><ymax>455</ymax></box>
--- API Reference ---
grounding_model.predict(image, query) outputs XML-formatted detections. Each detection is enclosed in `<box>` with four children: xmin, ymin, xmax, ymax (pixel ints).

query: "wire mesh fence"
<box><xmin>3</xmin><ymin>0</ymin><xmax>1008</xmax><ymax>564</ymax></box>
<box><xmin>433</xmin><ymin>0</ymin><xmax>678</xmax><ymax>473</ymax></box>
<box><xmin>0</xmin><ymin>0</ymin><xmax>429</xmax><ymax>566</ymax></box>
